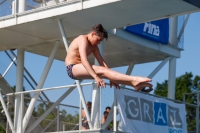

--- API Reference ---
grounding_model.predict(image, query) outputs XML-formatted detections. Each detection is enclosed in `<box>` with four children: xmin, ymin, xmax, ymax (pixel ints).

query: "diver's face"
<box><xmin>91</xmin><ymin>32</ymin><xmax>104</xmax><ymax>46</ymax></box>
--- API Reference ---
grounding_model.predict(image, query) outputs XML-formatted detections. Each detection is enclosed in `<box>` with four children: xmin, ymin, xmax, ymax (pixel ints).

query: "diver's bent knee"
<box><xmin>93</xmin><ymin>65</ymin><xmax>108</xmax><ymax>74</ymax></box>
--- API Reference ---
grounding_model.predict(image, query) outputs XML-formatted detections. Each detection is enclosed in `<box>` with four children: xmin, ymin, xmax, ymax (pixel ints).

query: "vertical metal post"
<box><xmin>113</xmin><ymin>90</ymin><xmax>117</xmax><ymax>131</ymax></box>
<box><xmin>12</xmin><ymin>1</ymin><xmax>15</xmax><ymax>14</ymax></box>
<box><xmin>168</xmin><ymin>17</ymin><xmax>177</xmax><ymax>99</ymax></box>
<box><xmin>23</xmin><ymin>41</ymin><xmax>60</xmax><ymax>132</ymax></box>
<box><xmin>168</xmin><ymin>57</ymin><xmax>176</xmax><ymax>99</ymax></box>
<box><xmin>81</xmin><ymin>0</ymin><xmax>83</xmax><ymax>9</ymax></box>
<box><xmin>6</xmin><ymin>96</ymin><xmax>10</xmax><ymax>133</ymax></box>
<box><xmin>57</xmin><ymin>105</ymin><xmax>60</xmax><ymax>131</ymax></box>
<box><xmin>183</xmin><ymin>94</ymin><xmax>185</xmax><ymax>103</ymax></box>
<box><xmin>20</xmin><ymin>93</ymin><xmax>24</xmax><ymax>133</ymax></box>
<box><xmin>18</xmin><ymin>0</ymin><xmax>25</xmax><ymax>13</ymax></box>
<box><xmin>100</xmin><ymin>86</ymin><xmax>102</xmax><ymax>128</ymax></box>
<box><xmin>79</xmin><ymin>99</ymin><xmax>82</xmax><ymax>130</ymax></box>
<box><xmin>91</xmin><ymin>41</ymin><xmax>104</xmax><ymax>129</ymax></box>
<box><xmin>169</xmin><ymin>17</ymin><xmax>178</xmax><ymax>46</ymax></box>
<box><xmin>76</xmin><ymin>80</ymin><xmax>93</xmax><ymax>129</ymax></box>
<box><xmin>62</xmin><ymin>124</ymin><xmax>65</xmax><ymax>131</ymax></box>
<box><xmin>196</xmin><ymin>93</ymin><xmax>199</xmax><ymax>133</ymax></box>
<box><xmin>0</xmin><ymin>89</ymin><xmax>15</xmax><ymax>133</ymax></box>
<box><xmin>14</xmin><ymin>48</ymin><xmax>24</xmax><ymax>131</ymax></box>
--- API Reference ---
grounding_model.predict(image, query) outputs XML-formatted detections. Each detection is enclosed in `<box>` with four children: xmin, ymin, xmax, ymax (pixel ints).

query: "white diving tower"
<box><xmin>0</xmin><ymin>0</ymin><xmax>200</xmax><ymax>133</ymax></box>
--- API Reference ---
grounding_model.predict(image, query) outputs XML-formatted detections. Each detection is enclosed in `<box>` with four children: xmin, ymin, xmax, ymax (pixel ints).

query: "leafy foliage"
<box><xmin>154</xmin><ymin>72</ymin><xmax>200</xmax><ymax>131</ymax></box>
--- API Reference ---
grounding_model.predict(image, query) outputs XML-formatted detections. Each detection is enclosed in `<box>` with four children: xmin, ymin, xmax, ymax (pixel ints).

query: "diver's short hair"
<box><xmin>91</xmin><ymin>24</ymin><xmax>108</xmax><ymax>40</ymax></box>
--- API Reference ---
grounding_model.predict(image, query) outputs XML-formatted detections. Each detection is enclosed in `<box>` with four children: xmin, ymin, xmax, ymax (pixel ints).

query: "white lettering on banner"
<box><xmin>170</xmin><ymin>110</ymin><xmax>181</xmax><ymax>126</ymax></box>
<box><xmin>117</xmin><ymin>91</ymin><xmax>187</xmax><ymax>133</ymax></box>
<box><xmin>127</xmin><ymin>100</ymin><xmax>139</xmax><ymax>117</ymax></box>
<box><xmin>157</xmin><ymin>107</ymin><xmax>166</xmax><ymax>123</ymax></box>
<box><xmin>144</xmin><ymin>103</ymin><xmax>151</xmax><ymax>120</ymax></box>
<box><xmin>143</xmin><ymin>22</ymin><xmax>160</xmax><ymax>36</ymax></box>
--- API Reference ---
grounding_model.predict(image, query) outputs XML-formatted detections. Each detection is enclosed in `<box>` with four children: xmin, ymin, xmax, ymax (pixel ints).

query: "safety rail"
<box><xmin>183</xmin><ymin>92</ymin><xmax>200</xmax><ymax>133</ymax></box>
<box><xmin>0</xmin><ymin>81</ymin><xmax>198</xmax><ymax>133</ymax></box>
<box><xmin>0</xmin><ymin>0</ymin><xmax>82</xmax><ymax>18</ymax></box>
<box><xmin>0</xmin><ymin>82</ymin><xmax>101</xmax><ymax>133</ymax></box>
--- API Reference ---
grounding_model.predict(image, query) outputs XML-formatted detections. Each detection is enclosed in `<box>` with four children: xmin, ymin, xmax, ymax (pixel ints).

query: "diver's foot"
<box><xmin>134</xmin><ymin>82</ymin><xmax>153</xmax><ymax>92</ymax></box>
<box><xmin>131</xmin><ymin>76</ymin><xmax>152</xmax><ymax>87</ymax></box>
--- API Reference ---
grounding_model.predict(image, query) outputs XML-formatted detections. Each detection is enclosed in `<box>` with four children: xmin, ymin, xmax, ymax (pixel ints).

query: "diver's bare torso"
<box><xmin>65</xmin><ymin>35</ymin><xmax>96</xmax><ymax>66</ymax></box>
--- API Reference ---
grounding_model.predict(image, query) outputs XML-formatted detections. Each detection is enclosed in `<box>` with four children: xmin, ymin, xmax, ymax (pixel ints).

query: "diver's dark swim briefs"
<box><xmin>66</xmin><ymin>64</ymin><xmax>78</xmax><ymax>80</ymax></box>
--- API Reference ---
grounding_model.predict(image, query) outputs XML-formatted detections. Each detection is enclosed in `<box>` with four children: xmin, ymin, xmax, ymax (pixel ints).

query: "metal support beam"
<box><xmin>58</xmin><ymin>18</ymin><xmax>93</xmax><ymax>129</ymax></box>
<box><xmin>6</xmin><ymin>50</ymin><xmax>51</xmax><ymax>103</ymax></box>
<box><xmin>169</xmin><ymin>17</ymin><xmax>178</xmax><ymax>46</ymax></box>
<box><xmin>2</xmin><ymin>57</ymin><xmax>16</xmax><ymax>77</ymax></box>
<box><xmin>58</xmin><ymin>19</ymin><xmax>69</xmax><ymax>52</ymax></box>
<box><xmin>18</xmin><ymin>0</ymin><xmax>25</xmax><ymax>13</ymax></box>
<box><xmin>20</xmin><ymin>93</ymin><xmax>24</xmax><ymax>133</ymax></box>
<box><xmin>25</xmin><ymin>87</ymin><xmax>74</xmax><ymax>133</ymax></box>
<box><xmin>58</xmin><ymin>18</ymin><xmax>92</xmax><ymax>129</ymax></box>
<box><xmin>113</xmin><ymin>90</ymin><xmax>117</xmax><ymax>131</ymax></box>
<box><xmin>168</xmin><ymin>57</ymin><xmax>176</xmax><ymax>99</ymax></box>
<box><xmin>148</xmin><ymin>57</ymin><xmax>172</xmax><ymax>79</ymax></box>
<box><xmin>177</xmin><ymin>14</ymin><xmax>190</xmax><ymax>45</ymax></box>
<box><xmin>23</xmin><ymin>41</ymin><xmax>60</xmax><ymax>132</ymax></box>
<box><xmin>79</xmin><ymin>99</ymin><xmax>82</xmax><ymax>130</ymax></box>
<box><xmin>62</xmin><ymin>124</ymin><xmax>66</xmax><ymax>131</ymax></box>
<box><xmin>121</xmin><ymin>63</ymin><xmax>134</xmax><ymax>88</ymax></box>
<box><xmin>76</xmin><ymin>80</ymin><xmax>93</xmax><ymax>129</ymax></box>
<box><xmin>91</xmin><ymin>41</ymin><xmax>104</xmax><ymax>129</ymax></box>
<box><xmin>57</xmin><ymin>105</ymin><xmax>60</xmax><ymax>131</ymax></box>
<box><xmin>41</xmin><ymin>117</ymin><xmax>57</xmax><ymax>132</ymax></box>
<box><xmin>14</xmin><ymin>48</ymin><xmax>24</xmax><ymax>131</ymax></box>
<box><xmin>108</xmin><ymin>28</ymin><xmax>180</xmax><ymax>57</ymax></box>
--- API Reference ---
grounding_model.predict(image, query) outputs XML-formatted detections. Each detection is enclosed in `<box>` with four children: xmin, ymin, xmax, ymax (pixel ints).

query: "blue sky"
<box><xmin>23</xmin><ymin>11</ymin><xmax>200</xmax><ymax>110</ymax></box>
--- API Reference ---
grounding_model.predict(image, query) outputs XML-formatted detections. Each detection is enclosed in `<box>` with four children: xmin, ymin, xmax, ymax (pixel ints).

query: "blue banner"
<box><xmin>124</xmin><ymin>18</ymin><xmax>169</xmax><ymax>44</ymax></box>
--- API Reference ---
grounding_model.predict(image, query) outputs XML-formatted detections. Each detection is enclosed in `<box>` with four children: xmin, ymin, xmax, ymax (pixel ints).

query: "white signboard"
<box><xmin>116</xmin><ymin>89</ymin><xmax>187</xmax><ymax>133</ymax></box>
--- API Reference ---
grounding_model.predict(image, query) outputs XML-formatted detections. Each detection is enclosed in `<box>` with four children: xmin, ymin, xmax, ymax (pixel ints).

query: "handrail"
<box><xmin>3</xmin><ymin>81</ymin><xmax>196</xmax><ymax>108</ymax></box>
<box><xmin>5</xmin><ymin>82</ymin><xmax>96</xmax><ymax>96</ymax></box>
<box><xmin>106</xmin><ymin>83</ymin><xmax>197</xmax><ymax>108</ymax></box>
<box><xmin>24</xmin><ymin>97</ymin><xmax>80</xmax><ymax>109</ymax></box>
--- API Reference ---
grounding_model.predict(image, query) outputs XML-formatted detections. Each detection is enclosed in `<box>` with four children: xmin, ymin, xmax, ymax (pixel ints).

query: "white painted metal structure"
<box><xmin>0</xmin><ymin>0</ymin><xmax>200</xmax><ymax>133</ymax></box>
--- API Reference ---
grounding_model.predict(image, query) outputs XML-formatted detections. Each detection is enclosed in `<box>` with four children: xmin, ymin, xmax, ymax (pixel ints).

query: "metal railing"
<box><xmin>0</xmin><ymin>82</ymin><xmax>97</xmax><ymax>133</ymax></box>
<box><xmin>0</xmin><ymin>81</ymin><xmax>198</xmax><ymax>133</ymax></box>
<box><xmin>0</xmin><ymin>0</ymin><xmax>81</xmax><ymax>18</ymax></box>
<box><xmin>183</xmin><ymin>92</ymin><xmax>200</xmax><ymax>133</ymax></box>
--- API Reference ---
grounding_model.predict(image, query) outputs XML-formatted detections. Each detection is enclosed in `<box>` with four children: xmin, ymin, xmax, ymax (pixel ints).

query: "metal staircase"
<box><xmin>0</xmin><ymin>50</ymin><xmax>49</xmax><ymax>133</ymax></box>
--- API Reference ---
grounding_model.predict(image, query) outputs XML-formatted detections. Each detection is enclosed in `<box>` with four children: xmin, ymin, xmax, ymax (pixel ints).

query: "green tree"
<box><xmin>0</xmin><ymin>127</ymin><xmax>6</xmax><ymax>133</ymax></box>
<box><xmin>154</xmin><ymin>72</ymin><xmax>200</xmax><ymax>131</ymax></box>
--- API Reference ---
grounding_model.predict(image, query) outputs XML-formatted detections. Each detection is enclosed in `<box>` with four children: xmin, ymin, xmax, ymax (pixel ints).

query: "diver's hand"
<box><xmin>110</xmin><ymin>81</ymin><xmax>120</xmax><ymax>89</ymax></box>
<box><xmin>94</xmin><ymin>76</ymin><xmax>106</xmax><ymax>88</ymax></box>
